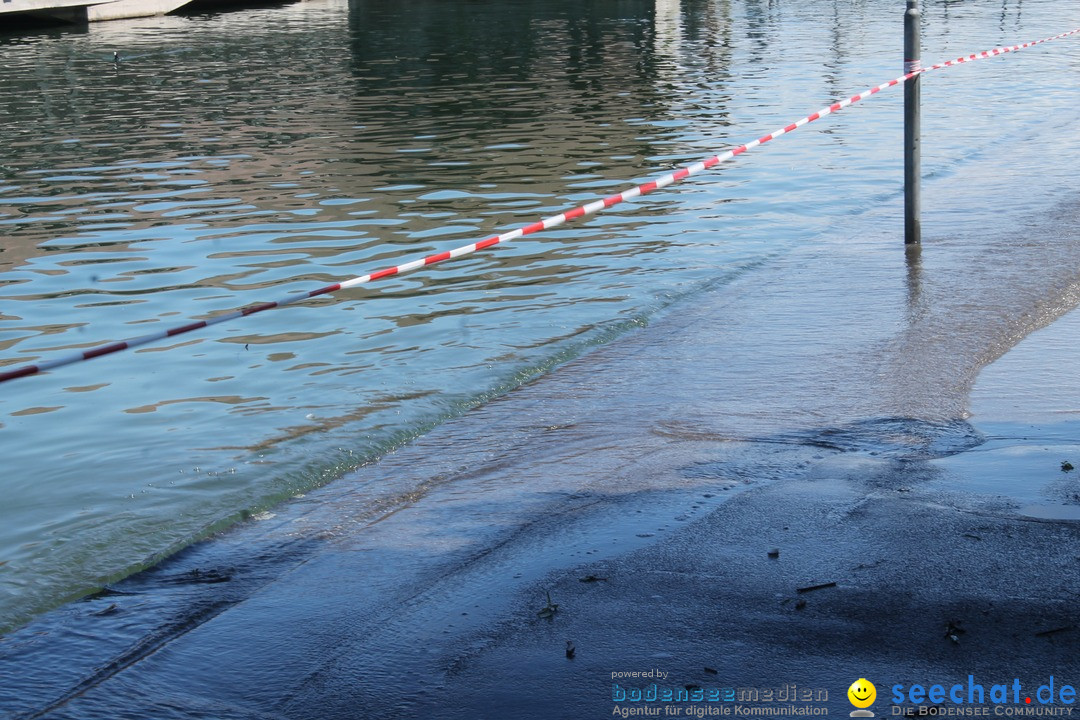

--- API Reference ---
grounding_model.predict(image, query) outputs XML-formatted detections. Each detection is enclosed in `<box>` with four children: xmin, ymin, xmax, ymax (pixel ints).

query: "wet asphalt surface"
<box><xmin>4</xmin><ymin>183</ymin><xmax>1080</xmax><ymax>719</ymax></box>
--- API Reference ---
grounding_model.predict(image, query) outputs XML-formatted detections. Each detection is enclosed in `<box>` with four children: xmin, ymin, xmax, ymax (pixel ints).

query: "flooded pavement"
<box><xmin>4</xmin><ymin>137</ymin><xmax>1080</xmax><ymax>715</ymax></box>
<box><xmin>3</xmin><ymin>0</ymin><xmax>1080</xmax><ymax>717</ymax></box>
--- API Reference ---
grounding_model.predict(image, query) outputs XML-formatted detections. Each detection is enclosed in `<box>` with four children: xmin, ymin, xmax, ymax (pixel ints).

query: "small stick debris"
<box><xmin>537</xmin><ymin>591</ymin><xmax>559</xmax><ymax>619</ymax></box>
<box><xmin>704</xmin><ymin>667</ymin><xmax>719</xmax><ymax>675</ymax></box>
<box><xmin>767</xmin><ymin>548</ymin><xmax>780</xmax><ymax>559</ymax></box>
<box><xmin>579</xmin><ymin>575</ymin><xmax>608</xmax><ymax>583</ymax></box>
<box><xmin>1035</xmin><ymin>625</ymin><xmax>1075</xmax><ymax>638</ymax></box>
<box><xmin>796</xmin><ymin>581</ymin><xmax>836</xmax><ymax>594</ymax></box>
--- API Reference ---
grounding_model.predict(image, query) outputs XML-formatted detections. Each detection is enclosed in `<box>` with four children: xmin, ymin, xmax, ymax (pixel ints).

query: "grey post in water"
<box><xmin>904</xmin><ymin>0</ymin><xmax>921</xmax><ymax>245</ymax></box>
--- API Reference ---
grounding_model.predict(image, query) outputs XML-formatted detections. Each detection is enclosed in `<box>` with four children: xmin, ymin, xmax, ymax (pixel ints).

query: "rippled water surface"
<box><xmin>1</xmin><ymin>0</ymin><xmax>1078</xmax><ymax>631</ymax></box>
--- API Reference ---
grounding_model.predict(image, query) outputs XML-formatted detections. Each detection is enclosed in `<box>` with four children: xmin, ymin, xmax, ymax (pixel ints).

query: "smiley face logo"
<box><xmin>848</xmin><ymin>678</ymin><xmax>876</xmax><ymax>712</ymax></box>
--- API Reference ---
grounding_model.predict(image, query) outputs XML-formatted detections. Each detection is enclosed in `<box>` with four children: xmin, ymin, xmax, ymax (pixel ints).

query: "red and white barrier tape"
<box><xmin>2</xmin><ymin>27</ymin><xmax>1078</xmax><ymax>384</ymax></box>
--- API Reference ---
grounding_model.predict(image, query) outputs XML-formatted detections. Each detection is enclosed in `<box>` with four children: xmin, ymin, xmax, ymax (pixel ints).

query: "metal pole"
<box><xmin>904</xmin><ymin>0</ymin><xmax>921</xmax><ymax>245</ymax></box>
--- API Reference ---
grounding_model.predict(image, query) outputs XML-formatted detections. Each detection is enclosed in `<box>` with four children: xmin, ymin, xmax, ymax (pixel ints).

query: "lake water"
<box><xmin>2</xmin><ymin>0</ymin><xmax>1079</xmax><ymax>633</ymax></box>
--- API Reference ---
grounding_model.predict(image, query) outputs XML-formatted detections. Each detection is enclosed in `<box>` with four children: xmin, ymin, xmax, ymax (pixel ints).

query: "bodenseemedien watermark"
<box><xmin>611</xmin><ymin>679</ymin><xmax>828</xmax><ymax>717</ymax></box>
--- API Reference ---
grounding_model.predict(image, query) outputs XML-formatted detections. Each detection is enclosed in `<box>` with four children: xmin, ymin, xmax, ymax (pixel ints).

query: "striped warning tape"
<box><xmin>921</xmin><ymin>27</ymin><xmax>1080</xmax><ymax>72</ymax></box>
<box><xmin>2</xmin><ymin>26</ymin><xmax>1078</xmax><ymax>384</ymax></box>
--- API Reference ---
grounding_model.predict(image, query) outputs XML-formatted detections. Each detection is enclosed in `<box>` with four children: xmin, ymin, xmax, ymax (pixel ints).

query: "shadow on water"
<box><xmin>0</xmin><ymin>17</ymin><xmax>91</xmax><ymax>35</ymax></box>
<box><xmin>904</xmin><ymin>241</ymin><xmax>923</xmax><ymax>322</ymax></box>
<box><xmin>172</xmin><ymin>0</ymin><xmax>301</xmax><ymax>17</ymax></box>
